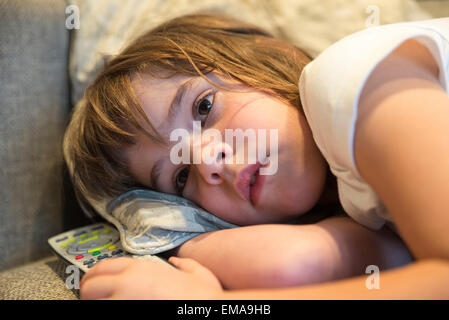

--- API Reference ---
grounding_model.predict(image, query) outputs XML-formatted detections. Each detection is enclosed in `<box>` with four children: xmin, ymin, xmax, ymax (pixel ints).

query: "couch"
<box><xmin>0</xmin><ymin>0</ymin><xmax>445</xmax><ymax>300</ymax></box>
<box><xmin>0</xmin><ymin>0</ymin><xmax>92</xmax><ymax>299</ymax></box>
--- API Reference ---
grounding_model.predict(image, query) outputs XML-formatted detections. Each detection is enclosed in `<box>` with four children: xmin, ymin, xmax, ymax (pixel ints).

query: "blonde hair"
<box><xmin>63</xmin><ymin>13</ymin><xmax>312</xmax><ymax>210</ymax></box>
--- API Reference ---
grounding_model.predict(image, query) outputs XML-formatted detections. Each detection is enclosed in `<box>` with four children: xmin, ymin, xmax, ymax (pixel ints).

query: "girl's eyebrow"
<box><xmin>164</xmin><ymin>77</ymin><xmax>198</xmax><ymax>140</ymax></box>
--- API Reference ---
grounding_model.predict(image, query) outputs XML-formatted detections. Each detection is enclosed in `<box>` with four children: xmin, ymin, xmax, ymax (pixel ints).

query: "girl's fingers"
<box><xmin>168</xmin><ymin>256</ymin><xmax>200</xmax><ymax>273</ymax></box>
<box><xmin>80</xmin><ymin>274</ymin><xmax>117</xmax><ymax>300</ymax></box>
<box><xmin>169</xmin><ymin>257</ymin><xmax>222</xmax><ymax>289</ymax></box>
<box><xmin>80</xmin><ymin>257</ymin><xmax>134</xmax><ymax>287</ymax></box>
<box><xmin>169</xmin><ymin>257</ymin><xmax>212</xmax><ymax>276</ymax></box>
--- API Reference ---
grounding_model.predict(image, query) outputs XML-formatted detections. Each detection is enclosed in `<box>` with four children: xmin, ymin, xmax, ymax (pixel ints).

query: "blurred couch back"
<box><xmin>0</xmin><ymin>0</ymin><xmax>90</xmax><ymax>272</ymax></box>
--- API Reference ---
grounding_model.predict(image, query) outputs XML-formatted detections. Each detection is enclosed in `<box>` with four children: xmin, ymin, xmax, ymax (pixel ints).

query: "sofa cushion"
<box><xmin>0</xmin><ymin>255</ymin><xmax>79</xmax><ymax>300</ymax></box>
<box><xmin>0</xmin><ymin>0</ymin><xmax>82</xmax><ymax>271</ymax></box>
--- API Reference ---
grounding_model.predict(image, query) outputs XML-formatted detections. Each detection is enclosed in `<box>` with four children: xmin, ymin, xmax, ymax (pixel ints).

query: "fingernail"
<box><xmin>169</xmin><ymin>256</ymin><xmax>179</xmax><ymax>263</ymax></box>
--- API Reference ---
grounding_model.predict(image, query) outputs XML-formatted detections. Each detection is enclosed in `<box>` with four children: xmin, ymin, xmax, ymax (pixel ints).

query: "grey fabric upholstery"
<box><xmin>0</xmin><ymin>0</ymin><xmax>92</xmax><ymax>299</ymax></box>
<box><xmin>0</xmin><ymin>0</ymin><xmax>79</xmax><ymax>272</ymax></box>
<box><xmin>0</xmin><ymin>255</ymin><xmax>79</xmax><ymax>300</ymax></box>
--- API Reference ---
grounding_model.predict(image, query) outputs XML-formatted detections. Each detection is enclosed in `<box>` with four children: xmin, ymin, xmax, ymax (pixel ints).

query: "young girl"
<box><xmin>65</xmin><ymin>13</ymin><xmax>449</xmax><ymax>299</ymax></box>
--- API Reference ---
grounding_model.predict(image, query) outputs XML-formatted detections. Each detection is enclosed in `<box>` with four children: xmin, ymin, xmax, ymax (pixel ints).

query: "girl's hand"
<box><xmin>79</xmin><ymin>256</ymin><xmax>223</xmax><ymax>300</ymax></box>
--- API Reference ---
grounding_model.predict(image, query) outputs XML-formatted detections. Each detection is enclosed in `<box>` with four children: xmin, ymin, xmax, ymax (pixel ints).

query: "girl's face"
<box><xmin>125</xmin><ymin>72</ymin><xmax>328</xmax><ymax>226</ymax></box>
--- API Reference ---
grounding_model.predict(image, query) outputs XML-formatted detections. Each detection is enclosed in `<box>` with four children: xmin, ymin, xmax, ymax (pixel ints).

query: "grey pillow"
<box><xmin>104</xmin><ymin>189</ymin><xmax>238</xmax><ymax>255</ymax></box>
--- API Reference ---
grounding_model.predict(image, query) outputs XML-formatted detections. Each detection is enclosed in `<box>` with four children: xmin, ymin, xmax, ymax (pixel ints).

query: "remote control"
<box><xmin>48</xmin><ymin>222</ymin><xmax>172</xmax><ymax>273</ymax></box>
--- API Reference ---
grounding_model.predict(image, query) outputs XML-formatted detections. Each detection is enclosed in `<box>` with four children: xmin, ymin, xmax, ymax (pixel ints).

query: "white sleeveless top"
<box><xmin>299</xmin><ymin>18</ymin><xmax>449</xmax><ymax>230</ymax></box>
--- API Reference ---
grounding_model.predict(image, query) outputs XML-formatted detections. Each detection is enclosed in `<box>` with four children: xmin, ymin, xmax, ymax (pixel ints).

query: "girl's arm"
<box><xmin>168</xmin><ymin>215</ymin><xmax>412</xmax><ymax>289</ymax></box>
<box><xmin>80</xmin><ymin>215</ymin><xmax>413</xmax><ymax>299</ymax></box>
<box><xmin>221</xmin><ymin>259</ymin><xmax>449</xmax><ymax>299</ymax></box>
<box><xmin>354</xmin><ymin>38</ymin><xmax>449</xmax><ymax>262</ymax></box>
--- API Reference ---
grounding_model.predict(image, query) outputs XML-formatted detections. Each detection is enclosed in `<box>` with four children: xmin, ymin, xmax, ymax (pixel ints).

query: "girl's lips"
<box><xmin>250</xmin><ymin>168</ymin><xmax>266</xmax><ymax>207</ymax></box>
<box><xmin>235</xmin><ymin>161</ymin><xmax>268</xmax><ymax>207</ymax></box>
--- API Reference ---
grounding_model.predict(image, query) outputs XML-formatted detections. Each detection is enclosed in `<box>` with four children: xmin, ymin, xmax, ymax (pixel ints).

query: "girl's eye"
<box><xmin>195</xmin><ymin>93</ymin><xmax>214</xmax><ymax>126</ymax></box>
<box><xmin>175</xmin><ymin>166</ymin><xmax>190</xmax><ymax>195</ymax></box>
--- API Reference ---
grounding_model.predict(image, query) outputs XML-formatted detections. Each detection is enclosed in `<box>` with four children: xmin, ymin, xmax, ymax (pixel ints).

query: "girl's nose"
<box><xmin>193</xmin><ymin>141</ymin><xmax>233</xmax><ymax>185</ymax></box>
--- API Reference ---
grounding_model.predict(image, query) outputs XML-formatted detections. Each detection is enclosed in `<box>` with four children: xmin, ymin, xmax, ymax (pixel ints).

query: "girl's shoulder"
<box><xmin>298</xmin><ymin>18</ymin><xmax>449</xmax><ymax>231</ymax></box>
<box><xmin>299</xmin><ymin>18</ymin><xmax>449</xmax><ymax>170</ymax></box>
